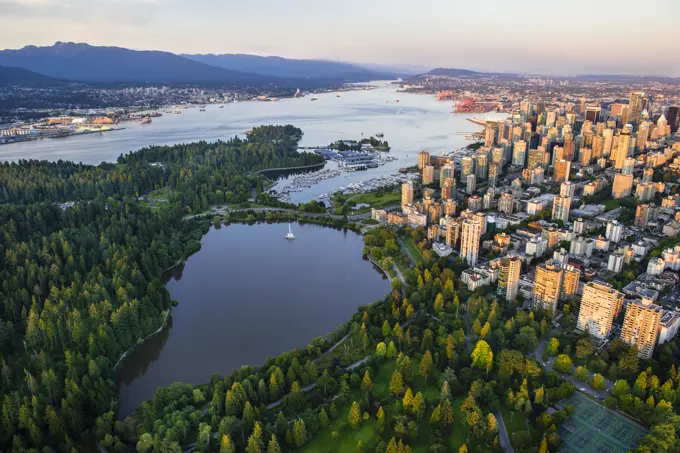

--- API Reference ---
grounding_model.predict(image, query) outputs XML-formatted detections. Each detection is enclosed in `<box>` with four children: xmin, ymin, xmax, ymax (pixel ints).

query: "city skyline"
<box><xmin>2</xmin><ymin>0</ymin><xmax>680</xmax><ymax>76</ymax></box>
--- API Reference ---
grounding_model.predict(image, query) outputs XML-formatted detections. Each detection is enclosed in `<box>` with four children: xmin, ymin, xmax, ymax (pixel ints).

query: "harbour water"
<box><xmin>1</xmin><ymin>82</ymin><xmax>504</xmax><ymax>203</ymax></box>
<box><xmin>116</xmin><ymin>222</ymin><xmax>391</xmax><ymax>418</ymax></box>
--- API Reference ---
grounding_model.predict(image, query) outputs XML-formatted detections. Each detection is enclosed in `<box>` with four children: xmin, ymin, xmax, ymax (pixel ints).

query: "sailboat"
<box><xmin>285</xmin><ymin>223</ymin><xmax>295</xmax><ymax>240</ymax></box>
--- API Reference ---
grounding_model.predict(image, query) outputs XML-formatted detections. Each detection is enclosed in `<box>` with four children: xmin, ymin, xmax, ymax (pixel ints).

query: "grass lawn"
<box><xmin>500</xmin><ymin>406</ymin><xmax>537</xmax><ymax>451</ymax></box>
<box><xmin>350</xmin><ymin>191</ymin><xmax>401</xmax><ymax>207</ymax></box>
<box><xmin>301</xmin><ymin>397</ymin><xmax>380</xmax><ymax>453</ymax></box>
<box><xmin>400</xmin><ymin>237</ymin><xmax>425</xmax><ymax>267</ymax></box>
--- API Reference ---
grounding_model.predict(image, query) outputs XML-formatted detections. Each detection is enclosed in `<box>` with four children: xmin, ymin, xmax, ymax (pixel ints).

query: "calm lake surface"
<box><xmin>1</xmin><ymin>82</ymin><xmax>502</xmax><ymax>202</ymax></box>
<box><xmin>116</xmin><ymin>222</ymin><xmax>391</xmax><ymax>417</ymax></box>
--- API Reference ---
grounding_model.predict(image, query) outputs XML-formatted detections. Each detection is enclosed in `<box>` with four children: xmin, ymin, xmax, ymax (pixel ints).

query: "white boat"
<box><xmin>285</xmin><ymin>223</ymin><xmax>295</xmax><ymax>240</ymax></box>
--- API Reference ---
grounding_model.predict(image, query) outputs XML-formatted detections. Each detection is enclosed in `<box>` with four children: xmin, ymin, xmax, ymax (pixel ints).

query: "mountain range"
<box><xmin>0</xmin><ymin>42</ymin><xmax>397</xmax><ymax>87</ymax></box>
<box><xmin>182</xmin><ymin>53</ymin><xmax>397</xmax><ymax>82</ymax></box>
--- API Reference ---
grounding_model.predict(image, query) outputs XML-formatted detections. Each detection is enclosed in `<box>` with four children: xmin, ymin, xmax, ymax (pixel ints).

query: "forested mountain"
<box><xmin>0</xmin><ymin>65</ymin><xmax>66</xmax><ymax>88</ymax></box>
<box><xmin>0</xmin><ymin>42</ymin><xmax>283</xmax><ymax>85</ymax></box>
<box><xmin>183</xmin><ymin>54</ymin><xmax>395</xmax><ymax>82</ymax></box>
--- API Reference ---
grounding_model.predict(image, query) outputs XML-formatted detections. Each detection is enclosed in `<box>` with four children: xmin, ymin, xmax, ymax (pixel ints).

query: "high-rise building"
<box><xmin>667</xmin><ymin>106</ymin><xmax>679</xmax><ymax>134</ymax></box>
<box><xmin>527</xmin><ymin>148</ymin><xmax>545</xmax><ymax>170</ymax></box>
<box><xmin>642</xmin><ymin>168</ymin><xmax>654</xmax><ymax>182</ymax></box>
<box><xmin>603</xmin><ymin>129</ymin><xmax>614</xmax><ymax>157</ymax></box>
<box><xmin>422</xmin><ymin>165</ymin><xmax>435</xmax><ymax>185</ymax></box>
<box><xmin>635</xmin><ymin>204</ymin><xmax>655</xmax><ymax>228</ymax></box>
<box><xmin>560</xmin><ymin>181</ymin><xmax>576</xmax><ymax>198</ymax></box>
<box><xmin>554</xmin><ymin>160</ymin><xmax>571</xmax><ymax>183</ymax></box>
<box><xmin>401</xmin><ymin>181</ymin><xmax>414</xmax><ymax>206</ymax></box>
<box><xmin>580</xmin><ymin>147</ymin><xmax>593</xmax><ymax>166</ymax></box>
<box><xmin>476</xmin><ymin>154</ymin><xmax>489</xmax><ymax>181</ymax></box>
<box><xmin>577</xmin><ymin>282</ymin><xmax>624</xmax><ymax>339</ymax></box>
<box><xmin>561</xmin><ymin>265</ymin><xmax>581</xmax><ymax>301</ymax></box>
<box><xmin>628</xmin><ymin>91</ymin><xmax>646</xmax><ymax>124</ymax></box>
<box><xmin>498</xmin><ymin>193</ymin><xmax>514</xmax><ymax>214</ymax></box>
<box><xmin>461</xmin><ymin>156</ymin><xmax>475</xmax><ymax>177</ymax></box>
<box><xmin>484</xmin><ymin>121</ymin><xmax>498</xmax><ymax>147</ymax></box>
<box><xmin>621</xmin><ymin>298</ymin><xmax>663</xmax><ymax>359</ymax></box>
<box><xmin>445</xmin><ymin>218</ymin><xmax>461</xmax><ymax>247</ymax></box>
<box><xmin>657</xmin><ymin>115</ymin><xmax>668</xmax><ymax>138</ymax></box>
<box><xmin>533</xmin><ymin>260</ymin><xmax>563</xmax><ymax>313</ymax></box>
<box><xmin>440</xmin><ymin>164</ymin><xmax>454</xmax><ymax>182</ymax></box>
<box><xmin>512</xmin><ymin>140</ymin><xmax>527</xmax><ymax>167</ymax></box>
<box><xmin>444</xmin><ymin>199</ymin><xmax>457</xmax><ymax>216</ymax></box>
<box><xmin>621</xmin><ymin>157</ymin><xmax>636</xmax><ymax>176</ymax></box>
<box><xmin>552</xmin><ymin>196</ymin><xmax>571</xmax><ymax>223</ymax></box>
<box><xmin>418</xmin><ymin>151</ymin><xmax>430</xmax><ymax>170</ymax></box>
<box><xmin>613</xmin><ymin>130</ymin><xmax>632</xmax><ymax>169</ymax></box>
<box><xmin>460</xmin><ymin>217</ymin><xmax>483</xmax><ymax>266</ymax></box>
<box><xmin>612</xmin><ymin>173</ymin><xmax>634</xmax><ymax>199</ymax></box>
<box><xmin>585</xmin><ymin>105</ymin><xmax>601</xmax><ymax>124</ymax></box>
<box><xmin>498</xmin><ymin>256</ymin><xmax>521</xmax><ymax>301</ymax></box>
<box><xmin>608</xmin><ymin>252</ymin><xmax>625</xmax><ymax>273</ymax></box>
<box><xmin>606</xmin><ymin>220</ymin><xmax>623</xmax><ymax>243</ymax></box>
<box><xmin>466</xmin><ymin>174</ymin><xmax>476</xmax><ymax>194</ymax></box>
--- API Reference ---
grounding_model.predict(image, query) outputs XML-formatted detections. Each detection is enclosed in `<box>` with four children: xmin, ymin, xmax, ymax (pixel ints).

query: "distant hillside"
<box><xmin>0</xmin><ymin>65</ymin><xmax>66</xmax><ymax>87</ymax></box>
<box><xmin>183</xmin><ymin>53</ymin><xmax>396</xmax><ymax>82</ymax></box>
<box><xmin>0</xmin><ymin>42</ymin><xmax>291</xmax><ymax>86</ymax></box>
<box><xmin>423</xmin><ymin>68</ymin><xmax>520</xmax><ymax>79</ymax></box>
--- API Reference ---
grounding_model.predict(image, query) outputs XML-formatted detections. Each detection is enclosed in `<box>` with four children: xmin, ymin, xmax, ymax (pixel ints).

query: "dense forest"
<box><xmin>0</xmin><ymin>125</ymin><xmax>325</xmax><ymax>452</ymax></box>
<box><xmin>118</xmin><ymin>125</ymin><xmax>321</xmax><ymax>213</ymax></box>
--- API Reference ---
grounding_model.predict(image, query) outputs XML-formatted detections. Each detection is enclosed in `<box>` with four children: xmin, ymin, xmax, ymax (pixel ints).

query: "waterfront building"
<box><xmin>422</xmin><ymin>165</ymin><xmax>435</xmax><ymax>185</ymax></box>
<box><xmin>577</xmin><ymin>281</ymin><xmax>624</xmax><ymax>339</ymax></box>
<box><xmin>401</xmin><ymin>181</ymin><xmax>414</xmax><ymax>207</ymax></box>
<box><xmin>621</xmin><ymin>298</ymin><xmax>663</xmax><ymax>359</ymax></box>
<box><xmin>418</xmin><ymin>150</ymin><xmax>430</xmax><ymax>170</ymax></box>
<box><xmin>371</xmin><ymin>208</ymin><xmax>388</xmax><ymax>222</ymax></box>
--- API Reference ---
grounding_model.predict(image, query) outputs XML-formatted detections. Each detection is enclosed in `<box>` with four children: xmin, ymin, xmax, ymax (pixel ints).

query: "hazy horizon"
<box><xmin>2</xmin><ymin>0</ymin><xmax>679</xmax><ymax>77</ymax></box>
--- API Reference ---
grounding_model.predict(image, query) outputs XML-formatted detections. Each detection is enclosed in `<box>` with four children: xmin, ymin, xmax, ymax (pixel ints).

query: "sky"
<box><xmin>1</xmin><ymin>0</ymin><xmax>679</xmax><ymax>76</ymax></box>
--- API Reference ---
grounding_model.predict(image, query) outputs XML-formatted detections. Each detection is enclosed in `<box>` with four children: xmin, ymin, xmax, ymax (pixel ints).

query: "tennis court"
<box><xmin>557</xmin><ymin>392</ymin><xmax>647</xmax><ymax>453</ymax></box>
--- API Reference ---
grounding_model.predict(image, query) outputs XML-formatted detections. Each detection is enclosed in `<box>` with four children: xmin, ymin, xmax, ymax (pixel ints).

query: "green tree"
<box><xmin>220</xmin><ymin>434</ymin><xmax>236</xmax><ymax>453</ymax></box>
<box><xmin>349</xmin><ymin>401</ymin><xmax>362</xmax><ymax>429</ymax></box>
<box><xmin>554</xmin><ymin>354</ymin><xmax>573</xmax><ymax>373</ymax></box>
<box><xmin>293</xmin><ymin>418</ymin><xmax>307</xmax><ymax>447</ymax></box>
<box><xmin>267</xmin><ymin>435</ymin><xmax>282</xmax><ymax>453</ymax></box>
<box><xmin>361</xmin><ymin>371</ymin><xmax>374</xmax><ymax>394</ymax></box>
<box><xmin>390</xmin><ymin>370</ymin><xmax>405</xmax><ymax>396</ymax></box>
<box><xmin>471</xmin><ymin>340</ymin><xmax>494</xmax><ymax>377</ymax></box>
<box><xmin>592</xmin><ymin>374</ymin><xmax>606</xmax><ymax>390</ymax></box>
<box><xmin>419</xmin><ymin>350</ymin><xmax>433</xmax><ymax>382</ymax></box>
<box><xmin>376</xmin><ymin>406</ymin><xmax>385</xmax><ymax>432</ymax></box>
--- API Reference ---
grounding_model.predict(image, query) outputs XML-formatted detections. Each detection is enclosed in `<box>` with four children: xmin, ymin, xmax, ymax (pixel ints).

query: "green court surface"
<box><xmin>557</xmin><ymin>392</ymin><xmax>647</xmax><ymax>453</ymax></box>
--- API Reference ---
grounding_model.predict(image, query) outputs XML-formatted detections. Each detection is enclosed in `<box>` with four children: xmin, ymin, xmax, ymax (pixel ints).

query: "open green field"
<box><xmin>400</xmin><ymin>237</ymin><xmax>425</xmax><ymax>266</ymax></box>
<box><xmin>351</xmin><ymin>191</ymin><xmax>401</xmax><ymax>207</ymax></box>
<box><xmin>557</xmin><ymin>392</ymin><xmax>647</xmax><ymax>453</ymax></box>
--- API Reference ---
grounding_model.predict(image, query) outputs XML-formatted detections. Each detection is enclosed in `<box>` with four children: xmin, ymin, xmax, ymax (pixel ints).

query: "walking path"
<box><xmin>495</xmin><ymin>411</ymin><xmax>515</xmax><ymax>453</ymax></box>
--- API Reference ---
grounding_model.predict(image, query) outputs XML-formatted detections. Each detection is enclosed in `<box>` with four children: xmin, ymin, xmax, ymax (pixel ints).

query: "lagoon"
<box><xmin>116</xmin><ymin>222</ymin><xmax>391</xmax><ymax>417</ymax></box>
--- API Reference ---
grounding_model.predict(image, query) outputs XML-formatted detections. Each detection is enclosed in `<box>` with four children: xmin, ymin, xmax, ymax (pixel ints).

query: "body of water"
<box><xmin>116</xmin><ymin>222</ymin><xmax>391</xmax><ymax>417</ymax></box>
<box><xmin>1</xmin><ymin>82</ymin><xmax>504</xmax><ymax>203</ymax></box>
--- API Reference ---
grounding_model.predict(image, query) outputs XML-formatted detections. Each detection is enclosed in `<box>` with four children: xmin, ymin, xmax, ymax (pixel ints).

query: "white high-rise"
<box><xmin>460</xmin><ymin>217</ymin><xmax>483</xmax><ymax>266</ymax></box>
